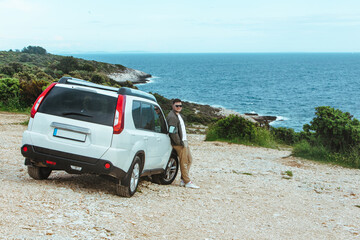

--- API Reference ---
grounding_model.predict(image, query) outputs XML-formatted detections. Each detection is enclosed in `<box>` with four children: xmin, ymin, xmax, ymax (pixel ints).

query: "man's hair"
<box><xmin>172</xmin><ymin>98</ymin><xmax>182</xmax><ymax>104</ymax></box>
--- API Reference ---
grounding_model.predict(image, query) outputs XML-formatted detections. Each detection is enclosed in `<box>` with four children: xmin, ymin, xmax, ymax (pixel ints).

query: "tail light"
<box><xmin>113</xmin><ymin>95</ymin><xmax>126</xmax><ymax>134</ymax></box>
<box><xmin>22</xmin><ymin>146</ymin><xmax>28</xmax><ymax>152</ymax></box>
<box><xmin>30</xmin><ymin>82</ymin><xmax>57</xmax><ymax>118</ymax></box>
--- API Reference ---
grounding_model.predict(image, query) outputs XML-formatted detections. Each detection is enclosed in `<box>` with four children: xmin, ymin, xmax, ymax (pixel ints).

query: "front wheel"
<box><xmin>152</xmin><ymin>154</ymin><xmax>179</xmax><ymax>185</ymax></box>
<box><xmin>27</xmin><ymin>165</ymin><xmax>52</xmax><ymax>180</ymax></box>
<box><xmin>116</xmin><ymin>156</ymin><xmax>141</xmax><ymax>197</ymax></box>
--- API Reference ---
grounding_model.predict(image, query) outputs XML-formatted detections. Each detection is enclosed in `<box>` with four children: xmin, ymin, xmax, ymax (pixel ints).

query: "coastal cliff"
<box><xmin>0</xmin><ymin>49</ymin><xmax>151</xmax><ymax>84</ymax></box>
<box><xmin>108</xmin><ymin>68</ymin><xmax>151</xmax><ymax>83</ymax></box>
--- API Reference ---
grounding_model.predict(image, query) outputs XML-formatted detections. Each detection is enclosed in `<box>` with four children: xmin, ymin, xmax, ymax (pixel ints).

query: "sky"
<box><xmin>0</xmin><ymin>0</ymin><xmax>360</xmax><ymax>53</ymax></box>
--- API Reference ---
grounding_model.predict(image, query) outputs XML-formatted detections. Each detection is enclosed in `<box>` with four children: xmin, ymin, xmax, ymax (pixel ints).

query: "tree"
<box><xmin>21</xmin><ymin>46</ymin><xmax>47</xmax><ymax>55</ymax></box>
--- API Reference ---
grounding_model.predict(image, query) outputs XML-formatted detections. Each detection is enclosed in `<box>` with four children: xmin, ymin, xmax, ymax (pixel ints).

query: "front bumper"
<box><xmin>21</xmin><ymin>144</ymin><xmax>126</xmax><ymax>179</ymax></box>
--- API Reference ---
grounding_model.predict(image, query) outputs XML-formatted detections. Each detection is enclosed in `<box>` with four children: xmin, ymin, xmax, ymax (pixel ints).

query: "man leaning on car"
<box><xmin>167</xmin><ymin>99</ymin><xmax>200</xmax><ymax>189</ymax></box>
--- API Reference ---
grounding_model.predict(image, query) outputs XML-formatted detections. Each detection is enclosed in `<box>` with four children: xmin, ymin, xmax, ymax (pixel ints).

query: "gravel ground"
<box><xmin>0</xmin><ymin>112</ymin><xmax>359</xmax><ymax>239</ymax></box>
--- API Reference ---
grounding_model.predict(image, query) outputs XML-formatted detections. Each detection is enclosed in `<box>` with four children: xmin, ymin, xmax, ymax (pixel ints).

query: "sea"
<box><xmin>72</xmin><ymin>53</ymin><xmax>360</xmax><ymax>132</ymax></box>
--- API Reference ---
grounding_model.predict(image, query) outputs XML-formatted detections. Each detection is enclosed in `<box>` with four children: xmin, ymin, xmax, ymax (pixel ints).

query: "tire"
<box><xmin>116</xmin><ymin>156</ymin><xmax>141</xmax><ymax>197</ymax></box>
<box><xmin>152</xmin><ymin>154</ymin><xmax>179</xmax><ymax>185</ymax></box>
<box><xmin>27</xmin><ymin>165</ymin><xmax>52</xmax><ymax>180</ymax></box>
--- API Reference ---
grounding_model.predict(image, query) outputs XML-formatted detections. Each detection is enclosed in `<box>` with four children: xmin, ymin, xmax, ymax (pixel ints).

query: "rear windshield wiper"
<box><xmin>62</xmin><ymin>112</ymin><xmax>93</xmax><ymax>118</ymax></box>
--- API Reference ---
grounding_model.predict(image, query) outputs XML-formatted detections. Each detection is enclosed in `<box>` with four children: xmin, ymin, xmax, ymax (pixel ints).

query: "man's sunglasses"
<box><xmin>175</xmin><ymin>105</ymin><xmax>182</xmax><ymax>108</ymax></box>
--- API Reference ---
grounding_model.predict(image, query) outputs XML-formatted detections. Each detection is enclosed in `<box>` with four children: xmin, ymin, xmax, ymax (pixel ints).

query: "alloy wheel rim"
<box><xmin>130</xmin><ymin>163</ymin><xmax>140</xmax><ymax>192</ymax></box>
<box><xmin>164</xmin><ymin>158</ymin><xmax>177</xmax><ymax>181</ymax></box>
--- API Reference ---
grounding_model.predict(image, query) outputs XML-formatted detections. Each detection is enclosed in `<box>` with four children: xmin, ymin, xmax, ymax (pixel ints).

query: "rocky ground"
<box><xmin>0</xmin><ymin>112</ymin><xmax>359</xmax><ymax>239</ymax></box>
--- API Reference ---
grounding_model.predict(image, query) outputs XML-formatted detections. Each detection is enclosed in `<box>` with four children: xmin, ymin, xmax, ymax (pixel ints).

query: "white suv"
<box><xmin>21</xmin><ymin>77</ymin><xmax>178</xmax><ymax>197</ymax></box>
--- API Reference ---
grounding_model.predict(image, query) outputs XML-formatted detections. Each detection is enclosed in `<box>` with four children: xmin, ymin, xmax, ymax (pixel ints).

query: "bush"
<box><xmin>292</xmin><ymin>106</ymin><xmax>360</xmax><ymax>169</ymax></box>
<box><xmin>0</xmin><ymin>65</ymin><xmax>15</xmax><ymax>76</ymax></box>
<box><xmin>0</xmin><ymin>77</ymin><xmax>19</xmax><ymax>103</ymax></box>
<box><xmin>19</xmin><ymin>79</ymin><xmax>50</xmax><ymax>106</ymax></box>
<box><xmin>81</xmin><ymin>63</ymin><xmax>96</xmax><ymax>72</ymax></box>
<box><xmin>270</xmin><ymin>127</ymin><xmax>300</xmax><ymax>145</ymax></box>
<box><xmin>208</xmin><ymin>115</ymin><xmax>257</xmax><ymax>140</ymax></box>
<box><xmin>206</xmin><ymin>114</ymin><xmax>277</xmax><ymax>148</ymax></box>
<box><xmin>19</xmin><ymin>54</ymin><xmax>32</xmax><ymax>62</ymax></box>
<box><xmin>57</xmin><ymin>56</ymin><xmax>79</xmax><ymax>74</ymax></box>
<box><xmin>91</xmin><ymin>73</ymin><xmax>105</xmax><ymax>83</ymax></box>
<box><xmin>309</xmin><ymin>106</ymin><xmax>360</xmax><ymax>152</ymax></box>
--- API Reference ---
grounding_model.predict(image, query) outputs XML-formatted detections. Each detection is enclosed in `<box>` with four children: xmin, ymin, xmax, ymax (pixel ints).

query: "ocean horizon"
<box><xmin>72</xmin><ymin>53</ymin><xmax>360</xmax><ymax>131</ymax></box>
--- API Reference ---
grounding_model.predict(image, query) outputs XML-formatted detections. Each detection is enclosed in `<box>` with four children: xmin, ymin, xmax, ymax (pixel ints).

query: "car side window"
<box><xmin>153</xmin><ymin>105</ymin><xmax>167</xmax><ymax>134</ymax></box>
<box><xmin>132</xmin><ymin>101</ymin><xmax>141</xmax><ymax>129</ymax></box>
<box><xmin>140</xmin><ymin>103</ymin><xmax>154</xmax><ymax>130</ymax></box>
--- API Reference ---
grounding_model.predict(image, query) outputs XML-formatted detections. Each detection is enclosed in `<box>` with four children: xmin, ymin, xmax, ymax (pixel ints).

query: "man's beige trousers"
<box><xmin>173</xmin><ymin>141</ymin><xmax>193</xmax><ymax>184</ymax></box>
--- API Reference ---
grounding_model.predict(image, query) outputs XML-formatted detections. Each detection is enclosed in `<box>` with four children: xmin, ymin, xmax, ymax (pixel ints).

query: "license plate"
<box><xmin>53</xmin><ymin>128</ymin><xmax>86</xmax><ymax>142</ymax></box>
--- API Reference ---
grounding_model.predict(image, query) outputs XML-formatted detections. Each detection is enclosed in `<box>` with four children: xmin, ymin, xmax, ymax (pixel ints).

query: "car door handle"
<box><xmin>143</xmin><ymin>137</ymin><xmax>148</xmax><ymax>141</ymax></box>
<box><xmin>157</xmin><ymin>137</ymin><xmax>161</xmax><ymax>142</ymax></box>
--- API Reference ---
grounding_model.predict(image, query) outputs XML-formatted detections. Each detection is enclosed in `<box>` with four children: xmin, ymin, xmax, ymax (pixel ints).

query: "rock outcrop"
<box><xmin>108</xmin><ymin>68</ymin><xmax>152</xmax><ymax>84</ymax></box>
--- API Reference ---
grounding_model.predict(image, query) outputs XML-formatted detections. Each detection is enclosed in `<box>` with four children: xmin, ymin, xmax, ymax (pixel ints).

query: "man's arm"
<box><xmin>167</xmin><ymin>112</ymin><xmax>182</xmax><ymax>146</ymax></box>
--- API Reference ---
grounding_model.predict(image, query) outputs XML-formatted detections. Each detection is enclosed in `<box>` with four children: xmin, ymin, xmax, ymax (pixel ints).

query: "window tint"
<box><xmin>132</xmin><ymin>101</ymin><xmax>141</xmax><ymax>129</ymax></box>
<box><xmin>38</xmin><ymin>87</ymin><xmax>117</xmax><ymax>126</ymax></box>
<box><xmin>141</xmin><ymin>103</ymin><xmax>154</xmax><ymax>130</ymax></box>
<box><xmin>153</xmin><ymin>105</ymin><xmax>167</xmax><ymax>134</ymax></box>
<box><xmin>132</xmin><ymin>101</ymin><xmax>166</xmax><ymax>133</ymax></box>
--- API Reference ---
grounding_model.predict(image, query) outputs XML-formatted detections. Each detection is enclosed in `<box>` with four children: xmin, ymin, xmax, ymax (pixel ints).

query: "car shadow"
<box><xmin>31</xmin><ymin>172</ymin><xmax>153</xmax><ymax>196</ymax></box>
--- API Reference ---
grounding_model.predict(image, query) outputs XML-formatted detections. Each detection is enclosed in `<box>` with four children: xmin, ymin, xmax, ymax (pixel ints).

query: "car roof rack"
<box><xmin>58</xmin><ymin>77</ymin><xmax>157</xmax><ymax>102</ymax></box>
<box><xmin>118</xmin><ymin>87</ymin><xmax>157</xmax><ymax>102</ymax></box>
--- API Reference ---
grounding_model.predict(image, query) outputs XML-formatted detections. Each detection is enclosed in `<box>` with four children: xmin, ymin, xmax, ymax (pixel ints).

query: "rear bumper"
<box><xmin>21</xmin><ymin>144</ymin><xmax>126</xmax><ymax>179</ymax></box>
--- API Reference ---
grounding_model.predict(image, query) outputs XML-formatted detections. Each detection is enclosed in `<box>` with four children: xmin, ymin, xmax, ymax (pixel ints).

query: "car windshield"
<box><xmin>38</xmin><ymin>86</ymin><xmax>117</xmax><ymax>126</ymax></box>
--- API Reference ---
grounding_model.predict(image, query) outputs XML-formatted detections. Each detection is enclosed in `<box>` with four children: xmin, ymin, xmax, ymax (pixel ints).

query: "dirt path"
<box><xmin>0</xmin><ymin>112</ymin><xmax>359</xmax><ymax>239</ymax></box>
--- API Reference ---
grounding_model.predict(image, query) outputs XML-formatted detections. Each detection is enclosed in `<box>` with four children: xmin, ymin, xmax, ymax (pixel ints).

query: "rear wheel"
<box><xmin>116</xmin><ymin>156</ymin><xmax>141</xmax><ymax>197</ymax></box>
<box><xmin>152</xmin><ymin>154</ymin><xmax>179</xmax><ymax>185</ymax></box>
<box><xmin>27</xmin><ymin>165</ymin><xmax>52</xmax><ymax>180</ymax></box>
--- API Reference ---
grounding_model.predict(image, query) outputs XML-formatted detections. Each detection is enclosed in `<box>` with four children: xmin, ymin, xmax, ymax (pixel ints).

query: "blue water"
<box><xmin>73</xmin><ymin>53</ymin><xmax>360</xmax><ymax>131</ymax></box>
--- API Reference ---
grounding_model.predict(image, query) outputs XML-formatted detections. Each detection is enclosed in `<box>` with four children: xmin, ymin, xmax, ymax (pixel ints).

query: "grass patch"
<box><xmin>241</xmin><ymin>172</ymin><xmax>253</xmax><ymax>176</ymax></box>
<box><xmin>232</xmin><ymin>170</ymin><xmax>253</xmax><ymax>175</ymax></box>
<box><xmin>293</xmin><ymin>140</ymin><xmax>360</xmax><ymax>169</ymax></box>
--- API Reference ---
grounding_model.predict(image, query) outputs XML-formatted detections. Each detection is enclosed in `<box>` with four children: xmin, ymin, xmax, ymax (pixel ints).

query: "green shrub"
<box><xmin>253</xmin><ymin>127</ymin><xmax>277</xmax><ymax>148</ymax></box>
<box><xmin>91</xmin><ymin>73</ymin><xmax>105</xmax><ymax>83</ymax></box>
<box><xmin>270</xmin><ymin>127</ymin><xmax>299</xmax><ymax>145</ymax></box>
<box><xmin>0</xmin><ymin>65</ymin><xmax>15</xmax><ymax>76</ymax></box>
<box><xmin>0</xmin><ymin>77</ymin><xmax>19</xmax><ymax>103</ymax></box>
<box><xmin>19</xmin><ymin>54</ymin><xmax>32</xmax><ymax>62</ymax></box>
<box><xmin>19</xmin><ymin>79</ymin><xmax>50</xmax><ymax>106</ymax></box>
<box><xmin>211</xmin><ymin>115</ymin><xmax>257</xmax><ymax>140</ymax></box>
<box><xmin>205</xmin><ymin>114</ymin><xmax>277</xmax><ymax>148</ymax></box>
<box><xmin>309</xmin><ymin>106</ymin><xmax>360</xmax><ymax>152</ymax></box>
<box><xmin>81</xmin><ymin>63</ymin><xmax>96</xmax><ymax>72</ymax></box>
<box><xmin>57</xmin><ymin>56</ymin><xmax>79</xmax><ymax>74</ymax></box>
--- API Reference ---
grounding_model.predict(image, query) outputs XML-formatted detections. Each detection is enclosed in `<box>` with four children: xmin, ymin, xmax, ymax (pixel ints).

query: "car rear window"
<box><xmin>38</xmin><ymin>86</ymin><xmax>117</xmax><ymax>126</ymax></box>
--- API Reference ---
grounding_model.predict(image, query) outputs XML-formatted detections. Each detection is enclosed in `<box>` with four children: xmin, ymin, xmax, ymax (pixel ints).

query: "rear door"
<box><xmin>152</xmin><ymin>104</ymin><xmax>172</xmax><ymax>167</ymax></box>
<box><xmin>30</xmin><ymin>85</ymin><xmax>117</xmax><ymax>159</ymax></box>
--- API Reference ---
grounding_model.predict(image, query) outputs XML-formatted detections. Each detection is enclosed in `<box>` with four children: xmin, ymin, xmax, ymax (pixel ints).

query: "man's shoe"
<box><xmin>185</xmin><ymin>181</ymin><xmax>200</xmax><ymax>189</ymax></box>
<box><xmin>180</xmin><ymin>179</ymin><xmax>185</xmax><ymax>187</ymax></box>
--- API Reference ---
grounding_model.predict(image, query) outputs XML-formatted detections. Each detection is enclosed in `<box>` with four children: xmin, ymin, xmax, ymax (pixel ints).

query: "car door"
<box><xmin>136</xmin><ymin>102</ymin><xmax>158</xmax><ymax>170</ymax></box>
<box><xmin>152</xmin><ymin>105</ymin><xmax>172</xmax><ymax>168</ymax></box>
